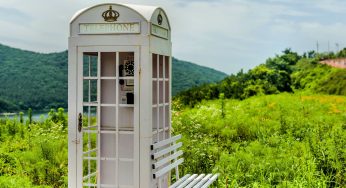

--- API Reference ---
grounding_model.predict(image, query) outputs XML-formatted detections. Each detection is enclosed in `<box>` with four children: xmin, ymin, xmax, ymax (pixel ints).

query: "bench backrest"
<box><xmin>151</xmin><ymin>134</ymin><xmax>183</xmax><ymax>180</ymax></box>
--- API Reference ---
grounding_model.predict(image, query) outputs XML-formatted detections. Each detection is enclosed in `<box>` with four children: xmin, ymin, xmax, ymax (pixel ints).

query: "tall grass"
<box><xmin>173</xmin><ymin>93</ymin><xmax>346</xmax><ymax>187</ymax></box>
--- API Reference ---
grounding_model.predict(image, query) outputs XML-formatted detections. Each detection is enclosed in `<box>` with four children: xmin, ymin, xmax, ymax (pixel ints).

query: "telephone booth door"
<box><xmin>76</xmin><ymin>46</ymin><xmax>140</xmax><ymax>188</ymax></box>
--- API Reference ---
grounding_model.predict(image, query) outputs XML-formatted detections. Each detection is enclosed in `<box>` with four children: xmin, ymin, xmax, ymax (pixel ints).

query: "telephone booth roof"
<box><xmin>70</xmin><ymin>3</ymin><xmax>171</xmax><ymax>29</ymax></box>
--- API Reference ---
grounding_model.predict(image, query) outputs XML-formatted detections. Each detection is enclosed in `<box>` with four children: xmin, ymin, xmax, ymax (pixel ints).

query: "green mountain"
<box><xmin>172</xmin><ymin>57</ymin><xmax>227</xmax><ymax>96</ymax></box>
<box><xmin>0</xmin><ymin>43</ymin><xmax>227</xmax><ymax>112</ymax></box>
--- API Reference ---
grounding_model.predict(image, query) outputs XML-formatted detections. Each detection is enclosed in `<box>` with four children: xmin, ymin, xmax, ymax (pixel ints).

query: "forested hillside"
<box><xmin>0</xmin><ymin>45</ymin><xmax>67</xmax><ymax>112</ymax></box>
<box><xmin>0</xmin><ymin>44</ymin><xmax>227</xmax><ymax>112</ymax></box>
<box><xmin>175</xmin><ymin>49</ymin><xmax>346</xmax><ymax>107</ymax></box>
<box><xmin>172</xmin><ymin>57</ymin><xmax>227</xmax><ymax>95</ymax></box>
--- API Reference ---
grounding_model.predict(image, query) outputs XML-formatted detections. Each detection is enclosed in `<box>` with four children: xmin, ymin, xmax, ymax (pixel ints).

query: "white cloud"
<box><xmin>0</xmin><ymin>0</ymin><xmax>345</xmax><ymax>73</ymax></box>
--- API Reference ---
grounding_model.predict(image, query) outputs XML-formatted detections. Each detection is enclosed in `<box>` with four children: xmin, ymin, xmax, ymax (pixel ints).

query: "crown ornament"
<box><xmin>157</xmin><ymin>13</ymin><xmax>163</xmax><ymax>25</ymax></box>
<box><xmin>102</xmin><ymin>6</ymin><xmax>119</xmax><ymax>22</ymax></box>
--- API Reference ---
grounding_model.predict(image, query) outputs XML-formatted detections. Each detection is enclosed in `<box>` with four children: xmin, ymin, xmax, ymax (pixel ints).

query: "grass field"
<box><xmin>0</xmin><ymin>93</ymin><xmax>345</xmax><ymax>187</ymax></box>
<box><xmin>173</xmin><ymin>93</ymin><xmax>346</xmax><ymax>187</ymax></box>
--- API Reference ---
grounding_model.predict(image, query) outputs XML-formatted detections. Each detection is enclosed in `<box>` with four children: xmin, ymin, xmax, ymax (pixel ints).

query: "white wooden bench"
<box><xmin>151</xmin><ymin>134</ymin><xmax>219</xmax><ymax>188</ymax></box>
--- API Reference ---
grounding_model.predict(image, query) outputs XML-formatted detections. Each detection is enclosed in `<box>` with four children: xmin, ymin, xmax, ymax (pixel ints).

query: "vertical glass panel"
<box><xmin>101</xmin><ymin>52</ymin><xmax>117</xmax><ymax>77</ymax></box>
<box><xmin>159</xmin><ymin>106</ymin><xmax>164</xmax><ymax>129</ymax></box>
<box><xmin>158</xmin><ymin>132</ymin><xmax>164</xmax><ymax>141</ymax></box>
<box><xmin>100</xmin><ymin>160</ymin><xmax>116</xmax><ymax>185</ymax></box>
<box><xmin>101</xmin><ymin>107</ymin><xmax>116</xmax><ymax>129</ymax></box>
<box><xmin>118</xmin><ymin>90</ymin><xmax>134</xmax><ymax>105</ymax></box>
<box><xmin>119</xmin><ymin>52</ymin><xmax>134</xmax><ymax>106</ymax></box>
<box><xmin>119</xmin><ymin>52</ymin><xmax>135</xmax><ymax>77</ymax></box>
<box><xmin>152</xmin><ymin>107</ymin><xmax>158</xmax><ymax>131</ymax></box>
<box><xmin>119</xmin><ymin>107</ymin><xmax>133</xmax><ymax>129</ymax></box>
<box><xmin>152</xmin><ymin>81</ymin><xmax>157</xmax><ymax>105</ymax></box>
<box><xmin>119</xmin><ymin>161</ymin><xmax>134</xmax><ymax>186</ymax></box>
<box><xmin>165</xmin><ymin>105</ymin><xmax>170</xmax><ymax>129</ymax></box>
<box><xmin>83</xmin><ymin>106</ymin><xmax>98</xmax><ymax>128</ymax></box>
<box><xmin>100</xmin><ymin>133</ymin><xmax>116</xmax><ymax>158</ymax></box>
<box><xmin>82</xmin><ymin>132</ymin><xmax>98</xmax><ymax>155</ymax></box>
<box><xmin>83</xmin><ymin>79</ymin><xmax>97</xmax><ymax>103</ymax></box>
<box><xmin>159</xmin><ymin>81</ymin><xmax>164</xmax><ymax>104</ymax></box>
<box><xmin>152</xmin><ymin>54</ymin><xmax>157</xmax><ymax>78</ymax></box>
<box><xmin>83</xmin><ymin>52</ymin><xmax>98</xmax><ymax>77</ymax></box>
<box><xmin>165</xmin><ymin>81</ymin><xmax>170</xmax><ymax>103</ymax></box>
<box><xmin>119</xmin><ymin>134</ymin><xmax>134</xmax><ymax>158</ymax></box>
<box><xmin>152</xmin><ymin>135</ymin><xmax>158</xmax><ymax>144</ymax></box>
<box><xmin>165</xmin><ymin>131</ymin><xmax>170</xmax><ymax>140</ymax></box>
<box><xmin>83</xmin><ymin>158</ymin><xmax>97</xmax><ymax>184</ymax></box>
<box><xmin>101</xmin><ymin>80</ymin><xmax>116</xmax><ymax>104</ymax></box>
<box><xmin>165</xmin><ymin>56</ymin><xmax>170</xmax><ymax>79</ymax></box>
<box><xmin>159</xmin><ymin>55</ymin><xmax>164</xmax><ymax>78</ymax></box>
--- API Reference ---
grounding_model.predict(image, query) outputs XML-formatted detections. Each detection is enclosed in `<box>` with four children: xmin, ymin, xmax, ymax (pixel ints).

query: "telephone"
<box><xmin>119</xmin><ymin>56</ymin><xmax>134</xmax><ymax>104</ymax></box>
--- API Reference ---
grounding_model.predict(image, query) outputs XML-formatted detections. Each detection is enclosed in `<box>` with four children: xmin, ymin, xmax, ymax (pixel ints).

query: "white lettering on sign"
<box><xmin>79</xmin><ymin>23</ymin><xmax>140</xmax><ymax>34</ymax></box>
<box><xmin>151</xmin><ymin>24</ymin><xmax>168</xmax><ymax>39</ymax></box>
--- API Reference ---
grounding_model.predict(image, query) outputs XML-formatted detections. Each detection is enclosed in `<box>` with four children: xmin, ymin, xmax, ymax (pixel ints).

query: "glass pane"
<box><xmin>165</xmin><ymin>56</ymin><xmax>170</xmax><ymax>79</ymax></box>
<box><xmin>119</xmin><ymin>90</ymin><xmax>134</xmax><ymax>105</ymax></box>
<box><xmin>152</xmin><ymin>107</ymin><xmax>158</xmax><ymax>131</ymax></box>
<box><xmin>101</xmin><ymin>52</ymin><xmax>116</xmax><ymax>77</ymax></box>
<box><xmin>83</xmin><ymin>52</ymin><xmax>98</xmax><ymax>77</ymax></box>
<box><xmin>101</xmin><ymin>80</ymin><xmax>116</xmax><ymax>104</ymax></box>
<box><xmin>119</xmin><ymin>107</ymin><xmax>133</xmax><ymax>129</ymax></box>
<box><xmin>159</xmin><ymin>106</ymin><xmax>164</xmax><ymax>129</ymax></box>
<box><xmin>100</xmin><ymin>133</ymin><xmax>116</xmax><ymax>158</ymax></box>
<box><xmin>82</xmin><ymin>132</ymin><xmax>97</xmax><ymax>155</ymax></box>
<box><xmin>152</xmin><ymin>54</ymin><xmax>157</xmax><ymax>78</ymax></box>
<box><xmin>165</xmin><ymin>105</ymin><xmax>170</xmax><ymax>129</ymax></box>
<box><xmin>165</xmin><ymin>80</ymin><xmax>170</xmax><ymax>103</ymax></box>
<box><xmin>83</xmin><ymin>106</ymin><xmax>98</xmax><ymax>128</ymax></box>
<box><xmin>119</xmin><ymin>52</ymin><xmax>135</xmax><ymax>77</ymax></box>
<box><xmin>83</xmin><ymin>158</ymin><xmax>97</xmax><ymax>184</ymax></box>
<box><xmin>83</xmin><ymin>79</ymin><xmax>97</xmax><ymax>103</ymax></box>
<box><xmin>159</xmin><ymin>81</ymin><xmax>163</xmax><ymax>104</ymax></box>
<box><xmin>119</xmin><ymin>134</ymin><xmax>134</xmax><ymax>158</ymax></box>
<box><xmin>152</xmin><ymin>80</ymin><xmax>157</xmax><ymax>105</ymax></box>
<box><xmin>101</xmin><ymin>107</ymin><xmax>116</xmax><ymax>129</ymax></box>
<box><xmin>100</xmin><ymin>160</ymin><xmax>116</xmax><ymax>185</ymax></box>
<box><xmin>119</xmin><ymin>161</ymin><xmax>133</xmax><ymax>186</ymax></box>
<box><xmin>159</xmin><ymin>55</ymin><xmax>163</xmax><ymax>78</ymax></box>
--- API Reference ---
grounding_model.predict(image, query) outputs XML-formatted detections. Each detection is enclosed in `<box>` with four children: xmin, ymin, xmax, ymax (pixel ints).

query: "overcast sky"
<box><xmin>0</xmin><ymin>0</ymin><xmax>346</xmax><ymax>74</ymax></box>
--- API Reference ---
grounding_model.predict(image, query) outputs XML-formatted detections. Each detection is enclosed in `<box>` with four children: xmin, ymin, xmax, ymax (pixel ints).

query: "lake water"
<box><xmin>0</xmin><ymin>111</ymin><xmax>49</xmax><ymax>121</ymax></box>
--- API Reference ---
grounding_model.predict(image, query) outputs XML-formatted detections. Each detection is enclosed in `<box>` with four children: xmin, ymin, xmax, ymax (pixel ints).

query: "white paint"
<box><xmin>151</xmin><ymin>24</ymin><xmax>168</xmax><ymax>40</ymax></box>
<box><xmin>69</xmin><ymin>3</ymin><xmax>172</xmax><ymax>188</ymax></box>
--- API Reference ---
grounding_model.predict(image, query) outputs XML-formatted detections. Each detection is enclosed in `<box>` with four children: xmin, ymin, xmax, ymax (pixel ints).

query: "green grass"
<box><xmin>0</xmin><ymin>109</ymin><xmax>67</xmax><ymax>188</ymax></box>
<box><xmin>172</xmin><ymin>93</ymin><xmax>346</xmax><ymax>187</ymax></box>
<box><xmin>0</xmin><ymin>94</ymin><xmax>345</xmax><ymax>187</ymax></box>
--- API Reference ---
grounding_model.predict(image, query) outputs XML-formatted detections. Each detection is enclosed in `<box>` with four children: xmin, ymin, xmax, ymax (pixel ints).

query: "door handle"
<box><xmin>78</xmin><ymin>113</ymin><xmax>82</xmax><ymax>132</ymax></box>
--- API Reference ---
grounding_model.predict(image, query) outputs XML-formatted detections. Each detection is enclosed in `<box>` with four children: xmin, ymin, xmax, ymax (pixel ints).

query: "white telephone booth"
<box><xmin>68</xmin><ymin>3</ymin><xmax>171</xmax><ymax>188</ymax></box>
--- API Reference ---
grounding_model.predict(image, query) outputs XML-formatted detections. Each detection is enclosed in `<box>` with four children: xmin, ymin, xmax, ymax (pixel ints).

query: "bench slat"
<box><xmin>200</xmin><ymin>174</ymin><xmax>219</xmax><ymax>188</ymax></box>
<box><xmin>193</xmin><ymin>174</ymin><xmax>212</xmax><ymax>188</ymax></box>
<box><xmin>153</xmin><ymin>150</ymin><xmax>183</xmax><ymax>169</ymax></box>
<box><xmin>151</xmin><ymin>135</ymin><xmax>182</xmax><ymax>150</ymax></box>
<box><xmin>152</xmin><ymin>142</ymin><xmax>182</xmax><ymax>160</ymax></box>
<box><xmin>177</xmin><ymin>174</ymin><xmax>198</xmax><ymax>188</ymax></box>
<box><xmin>185</xmin><ymin>174</ymin><xmax>205</xmax><ymax>188</ymax></box>
<box><xmin>151</xmin><ymin>134</ymin><xmax>219</xmax><ymax>188</ymax></box>
<box><xmin>169</xmin><ymin>174</ymin><xmax>191</xmax><ymax>188</ymax></box>
<box><xmin>154</xmin><ymin>158</ymin><xmax>184</xmax><ymax>179</ymax></box>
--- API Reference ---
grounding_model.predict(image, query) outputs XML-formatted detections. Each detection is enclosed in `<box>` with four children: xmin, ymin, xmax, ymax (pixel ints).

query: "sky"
<box><xmin>0</xmin><ymin>0</ymin><xmax>346</xmax><ymax>74</ymax></box>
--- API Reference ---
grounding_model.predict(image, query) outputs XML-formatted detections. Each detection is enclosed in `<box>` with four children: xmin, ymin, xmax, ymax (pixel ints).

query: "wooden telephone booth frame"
<box><xmin>68</xmin><ymin>3</ymin><xmax>172</xmax><ymax>188</ymax></box>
